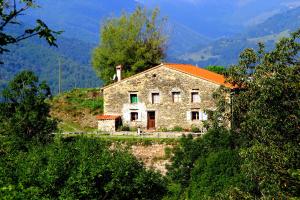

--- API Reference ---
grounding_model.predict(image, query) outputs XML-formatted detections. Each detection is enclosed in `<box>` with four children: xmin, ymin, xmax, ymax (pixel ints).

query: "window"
<box><xmin>130</xmin><ymin>94</ymin><xmax>138</xmax><ymax>104</ymax></box>
<box><xmin>191</xmin><ymin>92</ymin><xmax>200</xmax><ymax>103</ymax></box>
<box><xmin>172</xmin><ymin>92</ymin><xmax>181</xmax><ymax>102</ymax></box>
<box><xmin>191</xmin><ymin>111</ymin><xmax>200</xmax><ymax>120</ymax></box>
<box><xmin>130</xmin><ymin>112</ymin><xmax>138</xmax><ymax>121</ymax></box>
<box><xmin>151</xmin><ymin>93</ymin><xmax>160</xmax><ymax>104</ymax></box>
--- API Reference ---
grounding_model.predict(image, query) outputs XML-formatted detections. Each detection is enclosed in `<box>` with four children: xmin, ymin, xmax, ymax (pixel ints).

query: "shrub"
<box><xmin>187</xmin><ymin>150</ymin><xmax>247</xmax><ymax>199</ymax></box>
<box><xmin>164</xmin><ymin>147</ymin><xmax>173</xmax><ymax>159</ymax></box>
<box><xmin>172</xmin><ymin>126</ymin><xmax>183</xmax><ymax>132</ymax></box>
<box><xmin>159</xmin><ymin>127</ymin><xmax>169</xmax><ymax>132</ymax></box>
<box><xmin>191</xmin><ymin>125</ymin><xmax>200</xmax><ymax>133</ymax></box>
<box><xmin>129</xmin><ymin>127</ymin><xmax>137</xmax><ymax>132</ymax></box>
<box><xmin>119</xmin><ymin>125</ymin><xmax>130</xmax><ymax>131</ymax></box>
<box><xmin>0</xmin><ymin>136</ymin><xmax>167</xmax><ymax>199</ymax></box>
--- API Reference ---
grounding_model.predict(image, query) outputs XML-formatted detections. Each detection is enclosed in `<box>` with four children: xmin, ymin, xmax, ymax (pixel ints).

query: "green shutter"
<box><xmin>131</xmin><ymin>95</ymin><xmax>138</xmax><ymax>103</ymax></box>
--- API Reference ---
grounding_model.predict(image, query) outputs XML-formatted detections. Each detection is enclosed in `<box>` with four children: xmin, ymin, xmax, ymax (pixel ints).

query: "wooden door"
<box><xmin>147</xmin><ymin>111</ymin><xmax>155</xmax><ymax>129</ymax></box>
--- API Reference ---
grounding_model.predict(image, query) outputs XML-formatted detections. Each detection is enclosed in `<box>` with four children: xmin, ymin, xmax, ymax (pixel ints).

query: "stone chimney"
<box><xmin>116</xmin><ymin>65</ymin><xmax>122</xmax><ymax>82</ymax></box>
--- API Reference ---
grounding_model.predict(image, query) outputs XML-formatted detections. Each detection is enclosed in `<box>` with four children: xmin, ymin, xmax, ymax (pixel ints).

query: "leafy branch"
<box><xmin>0</xmin><ymin>0</ymin><xmax>62</xmax><ymax>63</ymax></box>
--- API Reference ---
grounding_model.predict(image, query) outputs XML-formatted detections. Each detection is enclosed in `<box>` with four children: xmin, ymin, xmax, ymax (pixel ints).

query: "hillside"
<box><xmin>0</xmin><ymin>32</ymin><xmax>101</xmax><ymax>94</ymax></box>
<box><xmin>49</xmin><ymin>88</ymin><xmax>103</xmax><ymax>132</ymax></box>
<box><xmin>176</xmin><ymin>6</ymin><xmax>300</xmax><ymax>66</ymax></box>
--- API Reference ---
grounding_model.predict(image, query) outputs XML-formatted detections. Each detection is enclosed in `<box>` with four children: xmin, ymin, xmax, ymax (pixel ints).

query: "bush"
<box><xmin>166</xmin><ymin>128</ymin><xmax>242</xmax><ymax>198</ymax></box>
<box><xmin>119</xmin><ymin>125</ymin><xmax>130</xmax><ymax>131</ymax></box>
<box><xmin>164</xmin><ymin>147</ymin><xmax>173</xmax><ymax>159</ymax></box>
<box><xmin>0</xmin><ymin>136</ymin><xmax>167</xmax><ymax>199</ymax></box>
<box><xmin>129</xmin><ymin>127</ymin><xmax>137</xmax><ymax>132</ymax></box>
<box><xmin>187</xmin><ymin>150</ymin><xmax>247</xmax><ymax>199</ymax></box>
<box><xmin>172</xmin><ymin>126</ymin><xmax>183</xmax><ymax>132</ymax></box>
<box><xmin>159</xmin><ymin>127</ymin><xmax>169</xmax><ymax>132</ymax></box>
<box><xmin>191</xmin><ymin>126</ymin><xmax>200</xmax><ymax>133</ymax></box>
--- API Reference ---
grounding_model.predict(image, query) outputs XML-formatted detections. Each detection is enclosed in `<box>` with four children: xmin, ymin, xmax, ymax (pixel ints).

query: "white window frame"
<box><xmin>130</xmin><ymin>112</ymin><xmax>139</xmax><ymax>122</ymax></box>
<box><xmin>151</xmin><ymin>93</ymin><xmax>160</xmax><ymax>104</ymax></box>
<box><xmin>191</xmin><ymin>92</ymin><xmax>200</xmax><ymax>103</ymax></box>
<box><xmin>172</xmin><ymin>92</ymin><xmax>181</xmax><ymax>103</ymax></box>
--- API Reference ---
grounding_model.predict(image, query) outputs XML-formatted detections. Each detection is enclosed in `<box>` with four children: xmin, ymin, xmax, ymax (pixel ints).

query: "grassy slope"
<box><xmin>49</xmin><ymin>88</ymin><xmax>103</xmax><ymax>132</ymax></box>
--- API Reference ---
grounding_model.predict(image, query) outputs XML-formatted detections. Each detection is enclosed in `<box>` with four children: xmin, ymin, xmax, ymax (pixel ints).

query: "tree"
<box><xmin>205</xmin><ymin>65</ymin><xmax>227</xmax><ymax>75</ymax></box>
<box><xmin>92</xmin><ymin>7</ymin><xmax>166</xmax><ymax>85</ymax></box>
<box><xmin>0</xmin><ymin>0</ymin><xmax>61</xmax><ymax>63</ymax></box>
<box><xmin>0</xmin><ymin>136</ymin><xmax>167</xmax><ymax>199</ymax></box>
<box><xmin>0</xmin><ymin>71</ymin><xmax>57</xmax><ymax>148</ymax></box>
<box><xmin>224</xmin><ymin>30</ymin><xmax>300</xmax><ymax>198</ymax></box>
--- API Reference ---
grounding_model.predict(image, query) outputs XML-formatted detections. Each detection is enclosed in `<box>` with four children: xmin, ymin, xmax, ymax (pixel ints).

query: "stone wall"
<box><xmin>102</xmin><ymin>66</ymin><xmax>219</xmax><ymax>130</ymax></box>
<box><xmin>98</xmin><ymin>120</ymin><xmax>115</xmax><ymax>132</ymax></box>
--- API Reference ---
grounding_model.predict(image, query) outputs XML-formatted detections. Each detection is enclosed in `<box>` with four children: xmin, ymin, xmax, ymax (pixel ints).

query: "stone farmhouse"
<box><xmin>96</xmin><ymin>63</ymin><xmax>233</xmax><ymax>132</ymax></box>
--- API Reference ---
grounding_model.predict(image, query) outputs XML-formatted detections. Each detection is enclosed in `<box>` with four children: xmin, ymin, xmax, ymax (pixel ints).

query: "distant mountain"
<box><xmin>0</xmin><ymin>34</ymin><xmax>101</xmax><ymax>94</ymax></box>
<box><xmin>139</xmin><ymin>0</ymin><xmax>298</xmax><ymax>38</ymax></box>
<box><xmin>23</xmin><ymin>0</ymin><xmax>209</xmax><ymax>55</ymax></box>
<box><xmin>175</xmin><ymin>6</ymin><xmax>300</xmax><ymax>67</ymax></box>
<box><xmin>22</xmin><ymin>0</ymin><xmax>138</xmax><ymax>43</ymax></box>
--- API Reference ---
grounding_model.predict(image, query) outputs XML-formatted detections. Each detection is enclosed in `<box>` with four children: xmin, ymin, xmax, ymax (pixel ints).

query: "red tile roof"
<box><xmin>164</xmin><ymin>63</ymin><xmax>233</xmax><ymax>88</ymax></box>
<box><xmin>96</xmin><ymin>115</ymin><xmax>121</xmax><ymax>120</ymax></box>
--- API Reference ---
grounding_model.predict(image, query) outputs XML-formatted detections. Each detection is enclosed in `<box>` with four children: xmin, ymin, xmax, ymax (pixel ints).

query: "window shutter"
<box><xmin>138</xmin><ymin>111</ymin><xmax>142</xmax><ymax>121</ymax></box>
<box><xmin>186</xmin><ymin>111</ymin><xmax>191</xmax><ymax>121</ymax></box>
<box><xmin>123</xmin><ymin>112</ymin><xmax>130</xmax><ymax>122</ymax></box>
<box><xmin>199</xmin><ymin>111</ymin><xmax>203</xmax><ymax>120</ymax></box>
<box><xmin>202</xmin><ymin>112</ymin><xmax>208</xmax><ymax>121</ymax></box>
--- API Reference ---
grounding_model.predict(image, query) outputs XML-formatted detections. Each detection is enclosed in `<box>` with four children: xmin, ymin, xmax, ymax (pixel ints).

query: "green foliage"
<box><xmin>205</xmin><ymin>65</ymin><xmax>227</xmax><ymax>74</ymax></box>
<box><xmin>187</xmin><ymin>150</ymin><xmax>245</xmax><ymax>199</ymax></box>
<box><xmin>83</xmin><ymin>135</ymin><xmax>178</xmax><ymax>146</ymax></box>
<box><xmin>166</xmin><ymin>30</ymin><xmax>300</xmax><ymax>200</ymax></box>
<box><xmin>227</xmin><ymin>30</ymin><xmax>300</xmax><ymax>198</ymax></box>
<box><xmin>167</xmin><ymin>128</ymin><xmax>234</xmax><ymax>186</ymax></box>
<box><xmin>190</xmin><ymin>125</ymin><xmax>200</xmax><ymax>133</ymax></box>
<box><xmin>59</xmin><ymin>88</ymin><xmax>103</xmax><ymax>112</ymax></box>
<box><xmin>49</xmin><ymin>88</ymin><xmax>103</xmax><ymax>132</ymax></box>
<box><xmin>166</xmin><ymin>127</ymin><xmax>249</xmax><ymax>199</ymax></box>
<box><xmin>159</xmin><ymin>127</ymin><xmax>169</xmax><ymax>132</ymax></box>
<box><xmin>172</xmin><ymin>126</ymin><xmax>183</xmax><ymax>132</ymax></box>
<box><xmin>0</xmin><ymin>0</ymin><xmax>61</xmax><ymax>62</ymax></box>
<box><xmin>0</xmin><ymin>136</ymin><xmax>167</xmax><ymax>199</ymax></box>
<box><xmin>164</xmin><ymin>147</ymin><xmax>173</xmax><ymax>159</ymax></box>
<box><xmin>92</xmin><ymin>7</ymin><xmax>166</xmax><ymax>84</ymax></box>
<box><xmin>0</xmin><ymin>71</ymin><xmax>57</xmax><ymax>148</ymax></box>
<box><xmin>119</xmin><ymin>125</ymin><xmax>130</xmax><ymax>131</ymax></box>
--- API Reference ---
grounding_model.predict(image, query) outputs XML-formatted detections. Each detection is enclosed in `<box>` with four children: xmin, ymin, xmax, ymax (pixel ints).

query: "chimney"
<box><xmin>116</xmin><ymin>65</ymin><xmax>122</xmax><ymax>82</ymax></box>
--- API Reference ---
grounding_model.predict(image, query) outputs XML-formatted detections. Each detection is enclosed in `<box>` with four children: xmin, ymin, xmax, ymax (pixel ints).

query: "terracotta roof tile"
<box><xmin>96</xmin><ymin>115</ymin><xmax>121</xmax><ymax>120</ymax></box>
<box><xmin>164</xmin><ymin>63</ymin><xmax>233</xmax><ymax>88</ymax></box>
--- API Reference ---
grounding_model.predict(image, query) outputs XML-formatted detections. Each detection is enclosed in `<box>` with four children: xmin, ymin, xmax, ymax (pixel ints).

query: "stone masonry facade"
<box><xmin>101</xmin><ymin>64</ymin><xmax>221</xmax><ymax>131</ymax></box>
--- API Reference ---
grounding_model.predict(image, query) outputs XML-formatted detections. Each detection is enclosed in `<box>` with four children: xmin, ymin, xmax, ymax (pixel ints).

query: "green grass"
<box><xmin>52</xmin><ymin>88</ymin><xmax>103</xmax><ymax>113</ymax></box>
<box><xmin>58</xmin><ymin>121</ymin><xmax>97</xmax><ymax>132</ymax></box>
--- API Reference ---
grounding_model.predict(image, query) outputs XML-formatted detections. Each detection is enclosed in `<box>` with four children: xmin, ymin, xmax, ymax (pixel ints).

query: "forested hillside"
<box><xmin>0</xmin><ymin>34</ymin><xmax>101</xmax><ymax>94</ymax></box>
<box><xmin>176</xmin><ymin>7</ymin><xmax>300</xmax><ymax>66</ymax></box>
